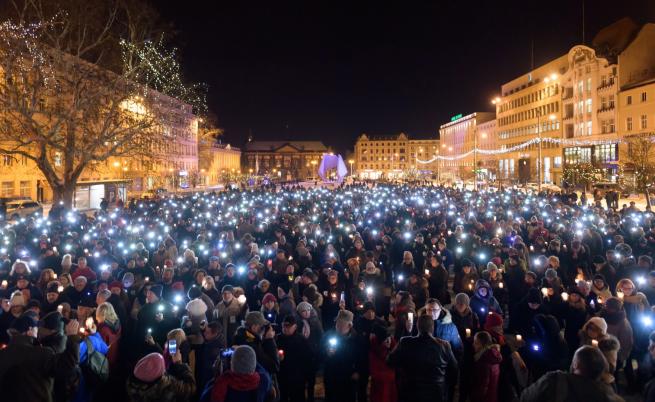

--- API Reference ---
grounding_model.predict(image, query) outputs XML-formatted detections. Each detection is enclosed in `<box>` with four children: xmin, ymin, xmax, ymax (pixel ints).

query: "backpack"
<box><xmin>81</xmin><ymin>338</ymin><xmax>109</xmax><ymax>388</ymax></box>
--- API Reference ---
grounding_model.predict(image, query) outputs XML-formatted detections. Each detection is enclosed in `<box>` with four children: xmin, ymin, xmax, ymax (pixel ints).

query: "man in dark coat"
<box><xmin>520</xmin><ymin>346</ymin><xmax>623</xmax><ymax>402</ymax></box>
<box><xmin>0</xmin><ymin>314</ymin><xmax>81</xmax><ymax>402</ymax></box>
<box><xmin>353</xmin><ymin>302</ymin><xmax>387</xmax><ymax>402</ymax></box>
<box><xmin>276</xmin><ymin>315</ymin><xmax>313</xmax><ymax>402</ymax></box>
<box><xmin>322</xmin><ymin>310</ymin><xmax>362</xmax><ymax>402</ymax></box>
<box><xmin>387</xmin><ymin>314</ymin><xmax>458</xmax><ymax>402</ymax></box>
<box><xmin>195</xmin><ymin>320</ymin><xmax>225</xmax><ymax>396</ymax></box>
<box><xmin>232</xmin><ymin>311</ymin><xmax>280</xmax><ymax>380</ymax></box>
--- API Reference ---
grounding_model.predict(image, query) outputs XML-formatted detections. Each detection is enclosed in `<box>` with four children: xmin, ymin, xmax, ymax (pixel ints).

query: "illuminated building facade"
<box><xmin>354</xmin><ymin>133</ymin><xmax>440</xmax><ymax>180</ymax></box>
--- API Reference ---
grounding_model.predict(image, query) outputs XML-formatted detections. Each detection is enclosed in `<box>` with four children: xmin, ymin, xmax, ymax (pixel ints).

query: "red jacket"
<box><xmin>369</xmin><ymin>335</ymin><xmax>397</xmax><ymax>402</ymax></box>
<box><xmin>97</xmin><ymin>321</ymin><xmax>121</xmax><ymax>369</ymax></box>
<box><xmin>471</xmin><ymin>345</ymin><xmax>502</xmax><ymax>402</ymax></box>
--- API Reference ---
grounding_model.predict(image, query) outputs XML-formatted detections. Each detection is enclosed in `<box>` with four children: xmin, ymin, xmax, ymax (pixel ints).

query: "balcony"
<box><xmin>597</xmin><ymin>105</ymin><xmax>615</xmax><ymax>114</ymax></box>
<box><xmin>597</xmin><ymin>80</ymin><xmax>615</xmax><ymax>91</ymax></box>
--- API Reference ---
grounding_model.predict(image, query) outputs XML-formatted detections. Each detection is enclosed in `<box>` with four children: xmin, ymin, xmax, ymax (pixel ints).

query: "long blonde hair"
<box><xmin>96</xmin><ymin>302</ymin><xmax>119</xmax><ymax>325</ymax></box>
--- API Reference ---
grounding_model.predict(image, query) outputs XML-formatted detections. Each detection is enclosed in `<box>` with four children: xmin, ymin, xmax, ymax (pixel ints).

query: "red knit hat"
<box><xmin>108</xmin><ymin>281</ymin><xmax>123</xmax><ymax>290</ymax></box>
<box><xmin>484</xmin><ymin>311</ymin><xmax>503</xmax><ymax>331</ymax></box>
<box><xmin>491</xmin><ymin>257</ymin><xmax>502</xmax><ymax>266</ymax></box>
<box><xmin>262</xmin><ymin>293</ymin><xmax>277</xmax><ymax>305</ymax></box>
<box><xmin>133</xmin><ymin>353</ymin><xmax>165</xmax><ymax>383</ymax></box>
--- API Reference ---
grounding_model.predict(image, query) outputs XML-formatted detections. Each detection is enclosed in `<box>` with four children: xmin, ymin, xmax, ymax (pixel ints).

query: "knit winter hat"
<box><xmin>187</xmin><ymin>286</ymin><xmax>202</xmax><ymax>300</ymax></box>
<box><xmin>297</xmin><ymin>301</ymin><xmax>312</xmax><ymax>313</ymax></box>
<box><xmin>149</xmin><ymin>284</ymin><xmax>163</xmax><ymax>300</ymax></box>
<box><xmin>10</xmin><ymin>291</ymin><xmax>25</xmax><ymax>307</ymax></box>
<box><xmin>262</xmin><ymin>293</ymin><xmax>277</xmax><ymax>305</ymax></box>
<box><xmin>133</xmin><ymin>353</ymin><xmax>166</xmax><ymax>383</ymax></box>
<box><xmin>231</xmin><ymin>345</ymin><xmax>257</xmax><ymax>374</ymax></box>
<box><xmin>108</xmin><ymin>281</ymin><xmax>123</xmax><ymax>291</ymax></box>
<box><xmin>454</xmin><ymin>293</ymin><xmax>470</xmax><ymax>306</ymax></box>
<box><xmin>185</xmin><ymin>299</ymin><xmax>207</xmax><ymax>317</ymax></box>
<box><xmin>545</xmin><ymin>269</ymin><xmax>557</xmax><ymax>279</ymax></box>
<box><xmin>587</xmin><ymin>317</ymin><xmax>608</xmax><ymax>335</ymax></box>
<box><xmin>484</xmin><ymin>311</ymin><xmax>504</xmax><ymax>330</ymax></box>
<box><xmin>39</xmin><ymin>311</ymin><xmax>64</xmax><ymax>332</ymax></box>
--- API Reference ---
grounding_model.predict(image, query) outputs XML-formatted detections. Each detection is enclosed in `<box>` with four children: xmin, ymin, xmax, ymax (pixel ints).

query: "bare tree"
<box><xmin>0</xmin><ymin>0</ymin><xmax>205</xmax><ymax>207</ymax></box>
<box><xmin>622</xmin><ymin>135</ymin><xmax>655</xmax><ymax>210</ymax></box>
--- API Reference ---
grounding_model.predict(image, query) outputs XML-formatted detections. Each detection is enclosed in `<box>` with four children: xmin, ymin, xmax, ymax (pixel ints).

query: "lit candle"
<box><xmin>617</xmin><ymin>291</ymin><xmax>624</xmax><ymax>300</ymax></box>
<box><xmin>516</xmin><ymin>334</ymin><xmax>523</xmax><ymax>342</ymax></box>
<box><xmin>424</xmin><ymin>269</ymin><xmax>429</xmax><ymax>275</ymax></box>
<box><xmin>591</xmin><ymin>339</ymin><xmax>598</xmax><ymax>347</ymax></box>
<box><xmin>498</xmin><ymin>282</ymin><xmax>504</xmax><ymax>289</ymax></box>
<box><xmin>408</xmin><ymin>312</ymin><xmax>414</xmax><ymax>324</ymax></box>
<box><xmin>561</xmin><ymin>292</ymin><xmax>569</xmax><ymax>302</ymax></box>
<box><xmin>541</xmin><ymin>287</ymin><xmax>548</xmax><ymax>297</ymax></box>
<box><xmin>465</xmin><ymin>328</ymin><xmax>471</xmax><ymax>337</ymax></box>
<box><xmin>0</xmin><ymin>280</ymin><xmax>6</xmax><ymax>289</ymax></box>
<box><xmin>57</xmin><ymin>305</ymin><xmax>63</xmax><ymax>313</ymax></box>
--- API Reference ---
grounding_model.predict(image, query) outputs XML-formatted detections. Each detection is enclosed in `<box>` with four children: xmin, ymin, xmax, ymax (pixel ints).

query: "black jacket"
<box><xmin>0</xmin><ymin>334</ymin><xmax>80</xmax><ymax>402</ymax></box>
<box><xmin>387</xmin><ymin>332</ymin><xmax>458</xmax><ymax>402</ymax></box>
<box><xmin>276</xmin><ymin>332</ymin><xmax>313</xmax><ymax>382</ymax></box>
<box><xmin>232</xmin><ymin>326</ymin><xmax>280</xmax><ymax>375</ymax></box>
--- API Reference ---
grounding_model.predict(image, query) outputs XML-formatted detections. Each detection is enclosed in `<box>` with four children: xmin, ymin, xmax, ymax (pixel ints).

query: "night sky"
<box><xmin>156</xmin><ymin>0</ymin><xmax>654</xmax><ymax>153</ymax></box>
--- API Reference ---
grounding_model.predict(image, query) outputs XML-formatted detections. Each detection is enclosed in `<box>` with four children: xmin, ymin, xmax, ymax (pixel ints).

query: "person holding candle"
<box><xmin>275</xmin><ymin>315</ymin><xmax>311</xmax><ymax>402</ymax></box>
<box><xmin>560</xmin><ymin>286</ymin><xmax>590</xmax><ymax>358</ymax></box>
<box><xmin>322</xmin><ymin>310</ymin><xmax>360</xmax><ymax>402</ymax></box>
<box><xmin>469</xmin><ymin>279</ymin><xmax>502</xmax><ymax>327</ymax></box>
<box><xmin>579</xmin><ymin>317</ymin><xmax>620</xmax><ymax>386</ymax></box>
<box><xmin>601</xmin><ymin>297</ymin><xmax>634</xmax><ymax>380</ymax></box>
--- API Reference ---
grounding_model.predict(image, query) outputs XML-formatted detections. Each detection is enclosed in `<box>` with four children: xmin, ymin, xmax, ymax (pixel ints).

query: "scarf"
<box><xmin>302</xmin><ymin>319</ymin><xmax>311</xmax><ymax>338</ymax></box>
<box><xmin>211</xmin><ymin>371</ymin><xmax>261</xmax><ymax>402</ymax></box>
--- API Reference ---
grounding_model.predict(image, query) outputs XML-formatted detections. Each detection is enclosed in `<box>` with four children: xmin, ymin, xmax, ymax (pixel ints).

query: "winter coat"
<box><xmin>471</xmin><ymin>345</ymin><xmax>502</xmax><ymax>402</ymax></box>
<box><xmin>97</xmin><ymin>320</ymin><xmax>121</xmax><ymax>370</ymax></box>
<box><xmin>561</xmin><ymin>299</ymin><xmax>588</xmax><ymax>354</ymax></box>
<box><xmin>321</xmin><ymin>330</ymin><xmax>361</xmax><ymax>401</ymax></box>
<box><xmin>469</xmin><ymin>280</ymin><xmax>503</xmax><ymax>326</ymax></box>
<box><xmin>601</xmin><ymin>309</ymin><xmax>634</xmax><ymax>363</ymax></box>
<box><xmin>214</xmin><ymin>299</ymin><xmax>246</xmax><ymax>346</ymax></box>
<box><xmin>519</xmin><ymin>371</ymin><xmax>624</xmax><ymax>402</ymax></box>
<box><xmin>196</xmin><ymin>336</ymin><xmax>225</xmax><ymax>393</ymax></box>
<box><xmin>369</xmin><ymin>335</ymin><xmax>397</xmax><ymax>402</ymax></box>
<box><xmin>232</xmin><ymin>327</ymin><xmax>279</xmax><ymax>376</ymax></box>
<box><xmin>386</xmin><ymin>332</ymin><xmax>459</xmax><ymax>402</ymax></box>
<box><xmin>207</xmin><ymin>364</ymin><xmax>271</xmax><ymax>402</ymax></box>
<box><xmin>0</xmin><ymin>334</ymin><xmax>81</xmax><ymax>402</ymax></box>
<box><xmin>276</xmin><ymin>332</ymin><xmax>313</xmax><ymax>383</ymax></box>
<box><xmin>126</xmin><ymin>362</ymin><xmax>196</xmax><ymax>402</ymax></box>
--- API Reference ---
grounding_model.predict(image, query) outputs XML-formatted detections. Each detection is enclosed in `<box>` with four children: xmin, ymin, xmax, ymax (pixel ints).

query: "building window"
<box><xmin>586</xmin><ymin>99</ymin><xmax>592</xmax><ymax>113</ymax></box>
<box><xmin>586</xmin><ymin>121</ymin><xmax>592</xmax><ymax>135</ymax></box>
<box><xmin>554</xmin><ymin>156</ymin><xmax>562</xmax><ymax>168</ymax></box>
<box><xmin>594</xmin><ymin>144</ymin><xmax>617</xmax><ymax>163</ymax></box>
<box><xmin>641</xmin><ymin>114</ymin><xmax>648</xmax><ymax>129</ymax></box>
<box><xmin>586</xmin><ymin>78</ymin><xmax>592</xmax><ymax>92</ymax></box>
<box><xmin>19</xmin><ymin>181</ymin><xmax>30</xmax><ymax>197</ymax></box>
<box><xmin>608</xmin><ymin>95</ymin><xmax>615</xmax><ymax>108</ymax></box>
<box><xmin>54</xmin><ymin>152</ymin><xmax>62</xmax><ymax>167</ymax></box>
<box><xmin>1</xmin><ymin>181</ymin><xmax>14</xmax><ymax>197</ymax></box>
<box><xmin>609</xmin><ymin>119</ymin><xmax>615</xmax><ymax>133</ymax></box>
<box><xmin>642</xmin><ymin>92</ymin><xmax>648</xmax><ymax>102</ymax></box>
<box><xmin>627</xmin><ymin>117</ymin><xmax>633</xmax><ymax>131</ymax></box>
<box><xmin>627</xmin><ymin>95</ymin><xmax>632</xmax><ymax>105</ymax></box>
<box><xmin>601</xmin><ymin>120</ymin><xmax>608</xmax><ymax>134</ymax></box>
<box><xmin>601</xmin><ymin>97</ymin><xmax>607</xmax><ymax>110</ymax></box>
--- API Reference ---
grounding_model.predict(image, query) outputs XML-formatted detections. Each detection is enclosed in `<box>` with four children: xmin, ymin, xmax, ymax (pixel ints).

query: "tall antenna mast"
<box><xmin>582</xmin><ymin>0</ymin><xmax>586</xmax><ymax>44</ymax></box>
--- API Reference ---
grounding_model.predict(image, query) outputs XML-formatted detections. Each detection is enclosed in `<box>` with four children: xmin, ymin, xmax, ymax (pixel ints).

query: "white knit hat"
<box><xmin>185</xmin><ymin>298</ymin><xmax>207</xmax><ymax>317</ymax></box>
<box><xmin>9</xmin><ymin>291</ymin><xmax>25</xmax><ymax>307</ymax></box>
<box><xmin>587</xmin><ymin>317</ymin><xmax>608</xmax><ymax>335</ymax></box>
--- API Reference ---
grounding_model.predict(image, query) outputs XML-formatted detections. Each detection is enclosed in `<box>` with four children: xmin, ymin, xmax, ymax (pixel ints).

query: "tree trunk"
<box><xmin>52</xmin><ymin>182</ymin><xmax>77</xmax><ymax>209</ymax></box>
<box><xmin>646</xmin><ymin>188</ymin><xmax>652</xmax><ymax>210</ymax></box>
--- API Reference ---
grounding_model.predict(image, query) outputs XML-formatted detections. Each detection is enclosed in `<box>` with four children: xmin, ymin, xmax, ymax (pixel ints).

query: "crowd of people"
<box><xmin>0</xmin><ymin>182</ymin><xmax>654</xmax><ymax>402</ymax></box>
